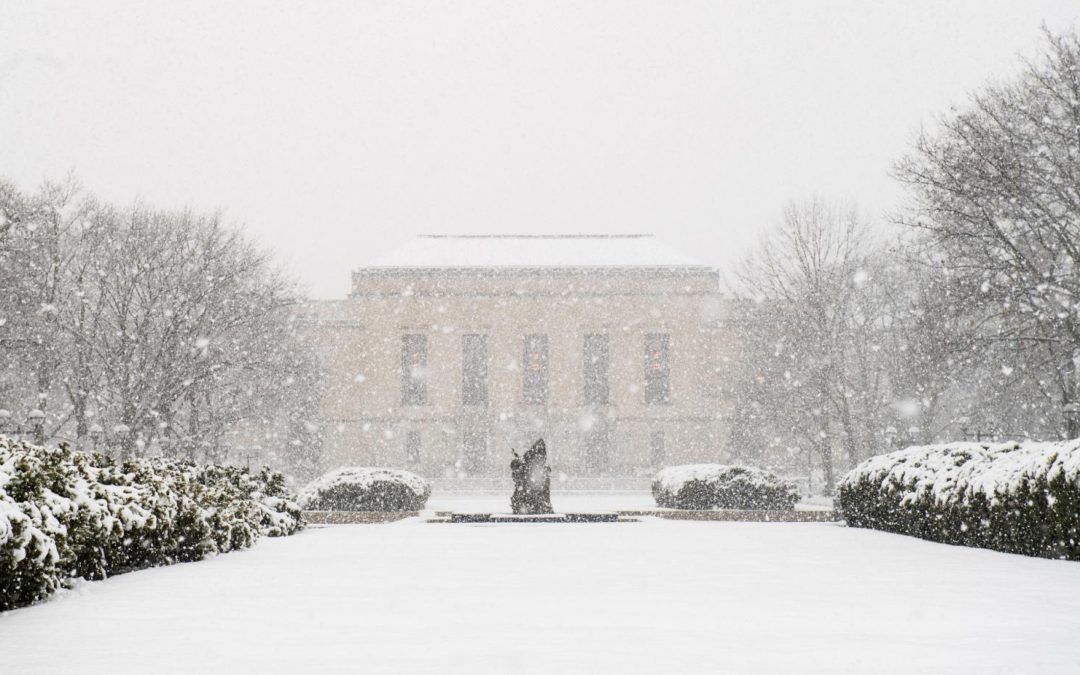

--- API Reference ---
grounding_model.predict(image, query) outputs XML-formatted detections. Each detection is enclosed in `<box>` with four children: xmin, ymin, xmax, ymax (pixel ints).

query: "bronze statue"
<box><xmin>510</xmin><ymin>438</ymin><xmax>553</xmax><ymax>514</ymax></box>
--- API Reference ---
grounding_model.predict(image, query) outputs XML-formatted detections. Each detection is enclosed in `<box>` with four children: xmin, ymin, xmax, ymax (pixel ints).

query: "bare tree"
<box><xmin>895</xmin><ymin>27</ymin><xmax>1080</xmax><ymax>438</ymax></box>
<box><xmin>82</xmin><ymin>204</ymin><xmax>314</xmax><ymax>460</ymax></box>
<box><xmin>731</xmin><ymin>198</ymin><xmax>885</xmax><ymax>492</ymax></box>
<box><xmin>0</xmin><ymin>177</ymin><xmax>99</xmax><ymax>442</ymax></box>
<box><xmin>0</xmin><ymin>177</ymin><xmax>320</xmax><ymax>476</ymax></box>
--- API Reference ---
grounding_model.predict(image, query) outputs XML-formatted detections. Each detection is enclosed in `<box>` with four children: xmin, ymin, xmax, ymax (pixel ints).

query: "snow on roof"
<box><xmin>367</xmin><ymin>234</ymin><xmax>707</xmax><ymax>269</ymax></box>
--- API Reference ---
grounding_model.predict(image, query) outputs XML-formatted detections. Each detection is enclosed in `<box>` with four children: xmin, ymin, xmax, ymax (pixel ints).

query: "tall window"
<box><xmin>463</xmin><ymin>430</ymin><xmax>487</xmax><ymax>474</ymax></box>
<box><xmin>401</xmin><ymin>333</ymin><xmax>428</xmax><ymax>405</ymax></box>
<box><xmin>650</xmin><ymin>430</ymin><xmax>666</xmax><ymax>466</ymax></box>
<box><xmin>522</xmin><ymin>334</ymin><xmax>549</xmax><ymax>404</ymax></box>
<box><xmin>462</xmin><ymin>334</ymin><xmax>488</xmax><ymax>406</ymax></box>
<box><xmin>584</xmin><ymin>428</ymin><xmax>611</xmax><ymax>474</ymax></box>
<box><xmin>583</xmin><ymin>333</ymin><xmax>610</xmax><ymax>404</ymax></box>
<box><xmin>644</xmin><ymin>333</ymin><xmax>671</xmax><ymax>404</ymax></box>
<box><xmin>406</xmin><ymin>430</ymin><xmax>421</xmax><ymax>467</ymax></box>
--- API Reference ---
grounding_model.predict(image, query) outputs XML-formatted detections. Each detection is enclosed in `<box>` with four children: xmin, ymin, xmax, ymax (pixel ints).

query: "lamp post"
<box><xmin>1063</xmin><ymin>402</ymin><xmax>1080</xmax><ymax>439</ymax></box>
<box><xmin>113</xmin><ymin>423</ymin><xmax>131</xmax><ymax>459</ymax></box>
<box><xmin>884</xmin><ymin>426</ymin><xmax>897</xmax><ymax>450</ymax></box>
<box><xmin>27</xmin><ymin>409</ymin><xmax>45</xmax><ymax>445</ymax></box>
<box><xmin>907</xmin><ymin>426</ymin><xmax>921</xmax><ymax>446</ymax></box>
<box><xmin>88</xmin><ymin>423</ymin><xmax>104</xmax><ymax>453</ymax></box>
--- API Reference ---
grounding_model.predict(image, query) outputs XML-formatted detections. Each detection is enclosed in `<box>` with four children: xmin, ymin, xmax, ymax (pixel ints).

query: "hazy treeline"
<box><xmin>0</xmin><ymin>179</ymin><xmax>321</xmax><ymax>477</ymax></box>
<box><xmin>730</xmin><ymin>28</ymin><xmax>1080</xmax><ymax>490</ymax></box>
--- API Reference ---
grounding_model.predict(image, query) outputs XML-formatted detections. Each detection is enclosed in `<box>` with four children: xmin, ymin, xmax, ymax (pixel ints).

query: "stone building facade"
<box><xmin>303</xmin><ymin>235</ymin><xmax>735</xmax><ymax>484</ymax></box>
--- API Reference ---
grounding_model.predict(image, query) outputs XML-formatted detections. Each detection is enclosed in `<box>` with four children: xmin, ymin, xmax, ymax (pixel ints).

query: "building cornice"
<box><xmin>319</xmin><ymin>413</ymin><xmax>722</xmax><ymax>424</ymax></box>
<box><xmin>348</xmin><ymin>289</ymin><xmax>720</xmax><ymax>299</ymax></box>
<box><xmin>352</xmin><ymin>265</ymin><xmax>716</xmax><ymax>279</ymax></box>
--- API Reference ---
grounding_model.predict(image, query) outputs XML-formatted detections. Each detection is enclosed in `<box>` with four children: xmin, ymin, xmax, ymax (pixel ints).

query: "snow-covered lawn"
<box><xmin>3</xmin><ymin>517</ymin><xmax>1079</xmax><ymax>674</ymax></box>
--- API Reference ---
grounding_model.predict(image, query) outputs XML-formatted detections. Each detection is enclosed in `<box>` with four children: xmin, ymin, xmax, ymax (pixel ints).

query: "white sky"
<box><xmin>2</xmin><ymin>1</ymin><xmax>1078</xmax><ymax>298</ymax></box>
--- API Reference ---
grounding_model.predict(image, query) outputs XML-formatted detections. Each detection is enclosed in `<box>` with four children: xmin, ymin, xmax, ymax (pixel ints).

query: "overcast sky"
<box><xmin>2</xmin><ymin>1</ymin><xmax>1078</xmax><ymax>297</ymax></box>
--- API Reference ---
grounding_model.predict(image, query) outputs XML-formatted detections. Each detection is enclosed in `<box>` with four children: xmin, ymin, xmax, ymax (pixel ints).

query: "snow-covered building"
<box><xmin>303</xmin><ymin>234</ymin><xmax>735</xmax><ymax>483</ymax></box>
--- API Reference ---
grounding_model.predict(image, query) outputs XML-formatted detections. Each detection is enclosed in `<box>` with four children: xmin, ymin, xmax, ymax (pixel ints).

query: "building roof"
<box><xmin>367</xmin><ymin>234</ymin><xmax>706</xmax><ymax>269</ymax></box>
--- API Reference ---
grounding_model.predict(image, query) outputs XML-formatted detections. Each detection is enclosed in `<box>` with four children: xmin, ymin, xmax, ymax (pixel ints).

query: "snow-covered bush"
<box><xmin>652</xmin><ymin>464</ymin><xmax>799</xmax><ymax>510</ymax></box>
<box><xmin>0</xmin><ymin>436</ymin><xmax>304</xmax><ymax>610</ymax></box>
<box><xmin>0</xmin><ymin>496</ymin><xmax>58</xmax><ymax>609</ymax></box>
<box><xmin>838</xmin><ymin>441</ymin><xmax>1080</xmax><ymax>560</ymax></box>
<box><xmin>299</xmin><ymin>467</ymin><xmax>431</xmax><ymax>511</ymax></box>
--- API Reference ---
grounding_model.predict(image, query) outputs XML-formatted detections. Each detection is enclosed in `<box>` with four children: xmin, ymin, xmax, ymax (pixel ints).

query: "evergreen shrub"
<box><xmin>837</xmin><ymin>441</ymin><xmax>1080</xmax><ymax>560</ymax></box>
<box><xmin>652</xmin><ymin>464</ymin><xmax>799</xmax><ymax>510</ymax></box>
<box><xmin>0</xmin><ymin>436</ymin><xmax>303</xmax><ymax>610</ymax></box>
<box><xmin>299</xmin><ymin>467</ymin><xmax>431</xmax><ymax>511</ymax></box>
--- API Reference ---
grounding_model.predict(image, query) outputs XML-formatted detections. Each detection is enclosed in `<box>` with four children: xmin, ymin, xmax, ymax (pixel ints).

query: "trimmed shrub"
<box><xmin>0</xmin><ymin>497</ymin><xmax>58</xmax><ymax>608</ymax></box>
<box><xmin>299</xmin><ymin>467</ymin><xmax>431</xmax><ymax>511</ymax></box>
<box><xmin>652</xmin><ymin>464</ymin><xmax>799</xmax><ymax>510</ymax></box>
<box><xmin>837</xmin><ymin>441</ymin><xmax>1080</xmax><ymax>560</ymax></box>
<box><xmin>0</xmin><ymin>436</ymin><xmax>304</xmax><ymax>610</ymax></box>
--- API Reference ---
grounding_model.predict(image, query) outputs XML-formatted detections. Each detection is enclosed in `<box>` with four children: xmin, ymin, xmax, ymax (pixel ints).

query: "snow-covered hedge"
<box><xmin>299</xmin><ymin>467</ymin><xmax>431</xmax><ymax>511</ymax></box>
<box><xmin>652</xmin><ymin>464</ymin><xmax>799</xmax><ymax>510</ymax></box>
<box><xmin>0</xmin><ymin>436</ymin><xmax>303</xmax><ymax>610</ymax></box>
<box><xmin>837</xmin><ymin>441</ymin><xmax>1080</xmax><ymax>560</ymax></box>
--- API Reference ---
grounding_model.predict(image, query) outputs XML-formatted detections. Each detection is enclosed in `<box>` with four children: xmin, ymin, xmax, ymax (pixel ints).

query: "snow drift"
<box><xmin>838</xmin><ymin>440</ymin><xmax>1080</xmax><ymax>559</ymax></box>
<box><xmin>299</xmin><ymin>467</ymin><xmax>431</xmax><ymax>512</ymax></box>
<box><xmin>0</xmin><ymin>436</ymin><xmax>303</xmax><ymax>610</ymax></box>
<box><xmin>652</xmin><ymin>464</ymin><xmax>799</xmax><ymax>510</ymax></box>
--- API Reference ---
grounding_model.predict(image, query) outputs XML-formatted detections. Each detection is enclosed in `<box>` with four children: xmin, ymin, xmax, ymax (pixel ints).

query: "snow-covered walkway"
<box><xmin>3</xmin><ymin>518</ymin><xmax>1079</xmax><ymax>674</ymax></box>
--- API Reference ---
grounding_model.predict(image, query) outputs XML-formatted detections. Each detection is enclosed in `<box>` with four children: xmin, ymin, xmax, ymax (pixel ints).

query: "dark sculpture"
<box><xmin>510</xmin><ymin>438</ymin><xmax>553</xmax><ymax>514</ymax></box>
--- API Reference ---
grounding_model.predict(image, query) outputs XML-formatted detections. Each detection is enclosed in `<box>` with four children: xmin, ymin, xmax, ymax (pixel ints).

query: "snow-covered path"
<box><xmin>3</xmin><ymin>519</ymin><xmax>1079</xmax><ymax>674</ymax></box>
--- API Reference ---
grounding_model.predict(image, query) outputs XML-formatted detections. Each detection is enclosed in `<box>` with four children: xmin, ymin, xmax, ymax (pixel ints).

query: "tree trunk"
<box><xmin>838</xmin><ymin>391</ymin><xmax>860</xmax><ymax>469</ymax></box>
<box><xmin>818</xmin><ymin>416</ymin><xmax>835</xmax><ymax>495</ymax></box>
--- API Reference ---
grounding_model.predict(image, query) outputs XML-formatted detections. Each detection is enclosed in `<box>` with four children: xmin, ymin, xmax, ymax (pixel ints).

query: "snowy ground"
<box><xmin>4</xmin><ymin>513</ymin><xmax>1080</xmax><ymax>674</ymax></box>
